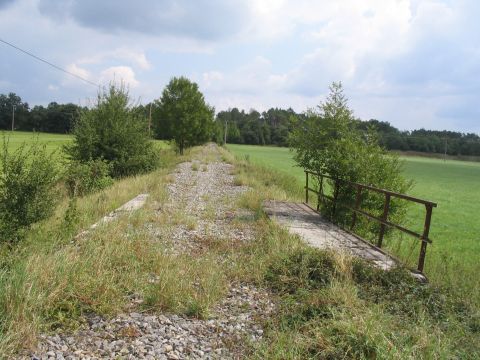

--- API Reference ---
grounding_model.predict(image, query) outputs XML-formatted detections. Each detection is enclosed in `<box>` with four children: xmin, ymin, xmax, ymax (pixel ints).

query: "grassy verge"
<box><xmin>227</xmin><ymin>143</ymin><xmax>480</xmax><ymax>307</ymax></box>
<box><xmin>1</xmin><ymin>144</ymin><xmax>478</xmax><ymax>359</ymax></box>
<box><xmin>221</xmin><ymin>148</ymin><xmax>479</xmax><ymax>359</ymax></box>
<box><xmin>0</xmin><ymin>148</ymin><xmax>220</xmax><ymax>356</ymax></box>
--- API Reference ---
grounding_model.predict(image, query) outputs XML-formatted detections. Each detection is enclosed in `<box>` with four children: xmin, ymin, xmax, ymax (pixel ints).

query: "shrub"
<box><xmin>0</xmin><ymin>138</ymin><xmax>58</xmax><ymax>244</ymax></box>
<box><xmin>64</xmin><ymin>84</ymin><xmax>158</xmax><ymax>178</ymax></box>
<box><xmin>290</xmin><ymin>82</ymin><xmax>411</xmax><ymax>236</ymax></box>
<box><xmin>64</xmin><ymin>159</ymin><xmax>113</xmax><ymax>197</ymax></box>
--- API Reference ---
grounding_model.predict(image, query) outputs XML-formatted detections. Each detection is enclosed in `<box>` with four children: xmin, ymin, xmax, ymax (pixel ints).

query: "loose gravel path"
<box><xmin>27</xmin><ymin>144</ymin><xmax>273</xmax><ymax>360</ymax></box>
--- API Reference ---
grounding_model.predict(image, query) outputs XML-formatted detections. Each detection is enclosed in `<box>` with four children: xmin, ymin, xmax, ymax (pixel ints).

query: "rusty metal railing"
<box><xmin>305</xmin><ymin>170</ymin><xmax>437</xmax><ymax>273</ymax></box>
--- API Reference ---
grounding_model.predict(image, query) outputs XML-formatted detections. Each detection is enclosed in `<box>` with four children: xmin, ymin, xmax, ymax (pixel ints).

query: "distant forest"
<box><xmin>216</xmin><ymin>108</ymin><xmax>480</xmax><ymax>157</ymax></box>
<box><xmin>1</xmin><ymin>92</ymin><xmax>480</xmax><ymax>157</ymax></box>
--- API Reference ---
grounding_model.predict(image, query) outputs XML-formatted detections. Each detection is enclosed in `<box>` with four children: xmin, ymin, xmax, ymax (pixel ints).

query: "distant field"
<box><xmin>1</xmin><ymin>131</ymin><xmax>72</xmax><ymax>155</ymax></box>
<box><xmin>1</xmin><ymin>131</ymin><xmax>169</xmax><ymax>157</ymax></box>
<box><xmin>227</xmin><ymin>143</ymin><xmax>480</xmax><ymax>294</ymax></box>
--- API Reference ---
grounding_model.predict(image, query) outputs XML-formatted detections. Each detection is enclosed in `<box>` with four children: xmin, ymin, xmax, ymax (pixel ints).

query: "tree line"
<box><xmin>0</xmin><ymin>92</ymin><xmax>82</xmax><ymax>133</ymax></box>
<box><xmin>2</xmin><ymin>90</ymin><xmax>480</xmax><ymax>156</ymax></box>
<box><xmin>215</xmin><ymin>108</ymin><xmax>480</xmax><ymax>156</ymax></box>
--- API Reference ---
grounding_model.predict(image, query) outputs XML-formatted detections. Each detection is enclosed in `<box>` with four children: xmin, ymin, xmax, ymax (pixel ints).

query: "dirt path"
<box><xmin>28</xmin><ymin>144</ymin><xmax>273</xmax><ymax>360</ymax></box>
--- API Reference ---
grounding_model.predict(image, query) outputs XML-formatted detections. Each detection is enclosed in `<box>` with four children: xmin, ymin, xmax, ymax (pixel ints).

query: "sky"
<box><xmin>0</xmin><ymin>0</ymin><xmax>479</xmax><ymax>133</ymax></box>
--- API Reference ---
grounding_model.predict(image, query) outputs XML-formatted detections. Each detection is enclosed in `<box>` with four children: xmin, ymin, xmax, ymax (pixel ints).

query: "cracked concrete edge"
<box><xmin>74</xmin><ymin>194</ymin><xmax>149</xmax><ymax>239</ymax></box>
<box><xmin>263</xmin><ymin>200</ymin><xmax>428</xmax><ymax>282</ymax></box>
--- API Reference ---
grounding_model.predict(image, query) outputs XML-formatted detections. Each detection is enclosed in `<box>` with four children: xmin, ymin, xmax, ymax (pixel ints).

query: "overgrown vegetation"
<box><xmin>0</xmin><ymin>137</ymin><xmax>58</xmax><ymax>244</ymax></box>
<box><xmin>255</xmin><ymin>248</ymin><xmax>479</xmax><ymax>359</ymax></box>
<box><xmin>64</xmin><ymin>84</ymin><xmax>158</xmax><ymax>178</ymax></box>
<box><xmin>0</xmin><ymin>144</ymin><xmax>477</xmax><ymax>359</ymax></box>
<box><xmin>224</xmin><ymin>152</ymin><xmax>479</xmax><ymax>359</ymax></box>
<box><xmin>64</xmin><ymin>159</ymin><xmax>113</xmax><ymax>197</ymax></box>
<box><xmin>0</xmin><ymin>147</ymin><xmax>181</xmax><ymax>356</ymax></box>
<box><xmin>290</xmin><ymin>82</ymin><xmax>411</xmax><ymax>237</ymax></box>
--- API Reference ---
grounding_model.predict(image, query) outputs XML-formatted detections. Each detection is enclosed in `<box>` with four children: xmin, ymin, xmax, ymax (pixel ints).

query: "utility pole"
<box><xmin>444</xmin><ymin>138</ymin><xmax>447</xmax><ymax>162</ymax></box>
<box><xmin>148</xmin><ymin>103</ymin><xmax>152</xmax><ymax>137</ymax></box>
<box><xmin>11</xmin><ymin>105</ymin><xmax>16</xmax><ymax>131</ymax></box>
<box><xmin>224</xmin><ymin>119</ymin><xmax>227</xmax><ymax>145</ymax></box>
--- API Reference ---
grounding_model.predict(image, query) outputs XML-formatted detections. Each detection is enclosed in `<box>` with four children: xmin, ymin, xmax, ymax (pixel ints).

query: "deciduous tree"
<box><xmin>155</xmin><ymin>77</ymin><xmax>214</xmax><ymax>154</ymax></box>
<box><xmin>290</xmin><ymin>82</ymin><xmax>411</xmax><ymax>236</ymax></box>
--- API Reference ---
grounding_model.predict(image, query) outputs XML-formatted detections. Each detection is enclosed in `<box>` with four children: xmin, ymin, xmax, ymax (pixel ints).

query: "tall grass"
<box><xmin>0</xmin><ymin>148</ymin><xmax>217</xmax><ymax>356</ymax></box>
<box><xmin>1</xmin><ymin>144</ymin><xmax>478</xmax><ymax>359</ymax></box>
<box><xmin>219</xmin><ymin>148</ymin><xmax>480</xmax><ymax>359</ymax></box>
<box><xmin>227</xmin><ymin>143</ymin><xmax>480</xmax><ymax>309</ymax></box>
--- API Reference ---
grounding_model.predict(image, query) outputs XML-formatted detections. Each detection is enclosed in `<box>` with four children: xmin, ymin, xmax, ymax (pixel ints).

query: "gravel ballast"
<box><xmin>27</xmin><ymin>145</ymin><xmax>274</xmax><ymax>360</ymax></box>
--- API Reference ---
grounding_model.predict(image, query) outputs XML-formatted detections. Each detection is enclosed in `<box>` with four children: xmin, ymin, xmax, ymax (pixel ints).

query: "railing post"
<box><xmin>377</xmin><ymin>193</ymin><xmax>391</xmax><ymax>248</ymax></box>
<box><xmin>305</xmin><ymin>171</ymin><xmax>309</xmax><ymax>204</ymax></box>
<box><xmin>317</xmin><ymin>175</ymin><xmax>324</xmax><ymax>211</ymax></box>
<box><xmin>418</xmin><ymin>204</ymin><xmax>433</xmax><ymax>272</ymax></box>
<box><xmin>350</xmin><ymin>185</ymin><xmax>363</xmax><ymax>230</ymax></box>
<box><xmin>331</xmin><ymin>180</ymin><xmax>340</xmax><ymax>220</ymax></box>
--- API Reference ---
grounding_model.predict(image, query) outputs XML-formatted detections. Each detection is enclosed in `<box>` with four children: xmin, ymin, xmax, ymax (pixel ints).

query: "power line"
<box><xmin>0</xmin><ymin>37</ymin><xmax>100</xmax><ymax>88</ymax></box>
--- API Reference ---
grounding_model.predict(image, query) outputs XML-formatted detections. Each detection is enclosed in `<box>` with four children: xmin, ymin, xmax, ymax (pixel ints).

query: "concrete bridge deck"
<box><xmin>263</xmin><ymin>200</ymin><xmax>398</xmax><ymax>270</ymax></box>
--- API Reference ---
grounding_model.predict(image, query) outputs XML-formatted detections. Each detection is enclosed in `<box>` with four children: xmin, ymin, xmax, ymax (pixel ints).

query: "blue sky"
<box><xmin>0</xmin><ymin>0</ymin><xmax>479</xmax><ymax>133</ymax></box>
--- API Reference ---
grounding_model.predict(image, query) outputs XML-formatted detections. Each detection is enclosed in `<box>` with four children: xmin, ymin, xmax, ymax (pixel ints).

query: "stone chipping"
<box><xmin>152</xmin><ymin>147</ymin><xmax>254</xmax><ymax>255</ymax></box>
<box><xmin>28</xmin><ymin>284</ymin><xmax>273</xmax><ymax>360</ymax></box>
<box><xmin>26</xmin><ymin>145</ymin><xmax>274</xmax><ymax>360</ymax></box>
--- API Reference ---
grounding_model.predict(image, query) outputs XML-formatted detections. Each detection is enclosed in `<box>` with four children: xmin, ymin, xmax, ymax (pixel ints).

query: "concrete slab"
<box><xmin>263</xmin><ymin>200</ymin><xmax>397</xmax><ymax>270</ymax></box>
<box><xmin>75</xmin><ymin>194</ymin><xmax>149</xmax><ymax>239</ymax></box>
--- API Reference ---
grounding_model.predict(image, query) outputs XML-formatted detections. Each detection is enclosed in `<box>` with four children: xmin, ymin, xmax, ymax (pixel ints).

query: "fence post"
<box><xmin>350</xmin><ymin>185</ymin><xmax>363</xmax><ymax>230</ymax></box>
<box><xmin>317</xmin><ymin>175</ymin><xmax>324</xmax><ymax>211</ymax></box>
<box><xmin>331</xmin><ymin>180</ymin><xmax>340</xmax><ymax>220</ymax></box>
<box><xmin>305</xmin><ymin>171</ymin><xmax>309</xmax><ymax>204</ymax></box>
<box><xmin>377</xmin><ymin>193</ymin><xmax>391</xmax><ymax>248</ymax></box>
<box><xmin>418</xmin><ymin>204</ymin><xmax>433</xmax><ymax>272</ymax></box>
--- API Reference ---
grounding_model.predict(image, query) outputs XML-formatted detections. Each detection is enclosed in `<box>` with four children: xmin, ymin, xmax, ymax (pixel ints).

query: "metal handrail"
<box><xmin>305</xmin><ymin>170</ymin><xmax>437</xmax><ymax>273</ymax></box>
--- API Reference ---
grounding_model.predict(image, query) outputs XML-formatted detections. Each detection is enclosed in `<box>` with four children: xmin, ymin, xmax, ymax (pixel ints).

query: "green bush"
<box><xmin>64</xmin><ymin>84</ymin><xmax>158</xmax><ymax>178</ymax></box>
<box><xmin>0</xmin><ymin>138</ymin><xmax>58</xmax><ymax>244</ymax></box>
<box><xmin>64</xmin><ymin>159</ymin><xmax>113</xmax><ymax>197</ymax></box>
<box><xmin>290</xmin><ymin>82</ymin><xmax>411</xmax><ymax>237</ymax></box>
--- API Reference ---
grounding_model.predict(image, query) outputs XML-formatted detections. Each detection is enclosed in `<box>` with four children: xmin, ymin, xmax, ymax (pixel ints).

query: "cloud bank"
<box><xmin>0</xmin><ymin>0</ymin><xmax>479</xmax><ymax>133</ymax></box>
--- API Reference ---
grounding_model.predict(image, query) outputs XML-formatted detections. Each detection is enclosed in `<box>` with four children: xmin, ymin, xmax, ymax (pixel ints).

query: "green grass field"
<box><xmin>1</xmin><ymin>130</ymin><xmax>169</xmax><ymax>156</ymax></box>
<box><xmin>227</xmin><ymin>144</ymin><xmax>480</xmax><ymax>295</ymax></box>
<box><xmin>1</xmin><ymin>131</ymin><xmax>72</xmax><ymax>154</ymax></box>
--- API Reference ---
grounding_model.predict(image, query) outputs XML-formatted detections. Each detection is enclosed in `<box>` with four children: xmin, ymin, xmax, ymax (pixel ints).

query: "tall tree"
<box><xmin>155</xmin><ymin>77</ymin><xmax>214</xmax><ymax>154</ymax></box>
<box><xmin>0</xmin><ymin>93</ymin><xmax>29</xmax><ymax>130</ymax></box>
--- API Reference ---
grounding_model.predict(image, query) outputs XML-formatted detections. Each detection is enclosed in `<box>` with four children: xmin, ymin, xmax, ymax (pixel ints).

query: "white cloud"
<box><xmin>0</xmin><ymin>0</ymin><xmax>479</xmax><ymax>132</ymax></box>
<box><xmin>100</xmin><ymin>66</ymin><xmax>139</xmax><ymax>88</ymax></box>
<box><xmin>77</xmin><ymin>48</ymin><xmax>151</xmax><ymax>70</ymax></box>
<box><xmin>200</xmin><ymin>56</ymin><xmax>284</xmax><ymax>95</ymax></box>
<box><xmin>64</xmin><ymin>63</ymin><xmax>91</xmax><ymax>81</ymax></box>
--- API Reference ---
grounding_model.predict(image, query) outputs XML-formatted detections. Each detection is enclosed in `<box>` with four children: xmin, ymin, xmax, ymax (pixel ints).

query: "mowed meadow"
<box><xmin>3</xmin><ymin>131</ymin><xmax>72</xmax><ymax>154</ymax></box>
<box><xmin>2</xmin><ymin>131</ymin><xmax>169</xmax><ymax>156</ymax></box>
<box><xmin>227</xmin><ymin>143</ymin><xmax>480</xmax><ymax>302</ymax></box>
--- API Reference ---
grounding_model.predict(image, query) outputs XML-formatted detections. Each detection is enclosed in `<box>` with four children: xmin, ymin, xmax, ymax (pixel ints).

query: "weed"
<box><xmin>265</xmin><ymin>248</ymin><xmax>337</xmax><ymax>294</ymax></box>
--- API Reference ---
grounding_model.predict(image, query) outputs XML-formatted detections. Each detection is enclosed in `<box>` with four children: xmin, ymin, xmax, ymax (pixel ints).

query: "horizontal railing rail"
<box><xmin>305</xmin><ymin>170</ymin><xmax>437</xmax><ymax>273</ymax></box>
